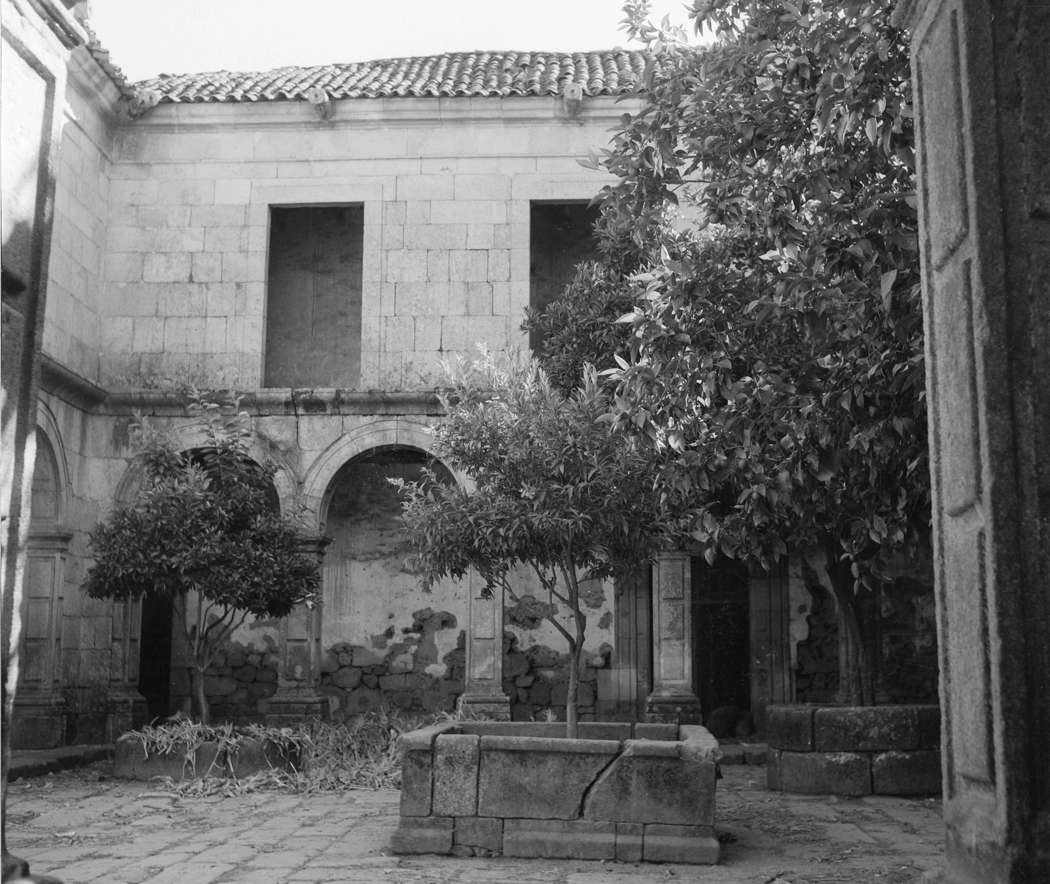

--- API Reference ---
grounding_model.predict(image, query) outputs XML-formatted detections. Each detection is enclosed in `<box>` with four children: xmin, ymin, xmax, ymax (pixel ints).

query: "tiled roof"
<box><xmin>132</xmin><ymin>50</ymin><xmax>649</xmax><ymax>104</ymax></box>
<box><xmin>85</xmin><ymin>34</ymin><xmax>135</xmax><ymax>98</ymax></box>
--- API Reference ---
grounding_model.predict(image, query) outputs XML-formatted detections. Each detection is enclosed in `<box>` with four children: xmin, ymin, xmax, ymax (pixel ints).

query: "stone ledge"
<box><xmin>814</xmin><ymin>705</ymin><xmax>921</xmax><ymax>752</ymax></box>
<box><xmin>769</xmin><ymin>749</ymin><xmax>872</xmax><ymax>796</ymax></box>
<box><xmin>503</xmin><ymin>819</ymin><xmax>617</xmax><ymax>860</ymax></box>
<box><xmin>765</xmin><ymin>705</ymin><xmax>942</xmax><ymax>796</ymax></box>
<box><xmin>478</xmin><ymin>734</ymin><xmax>621</xmax><ymax>754</ymax></box>
<box><xmin>873</xmin><ymin>750</ymin><xmax>942</xmax><ymax>795</ymax></box>
<box><xmin>767</xmin><ymin>704</ymin><xmax>815</xmax><ymax>751</ymax></box>
<box><xmin>643</xmin><ymin>824</ymin><xmax>721</xmax><ymax>864</ymax></box>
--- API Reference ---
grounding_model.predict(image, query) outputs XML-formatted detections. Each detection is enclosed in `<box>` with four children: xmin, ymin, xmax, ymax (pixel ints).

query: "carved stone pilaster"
<box><xmin>645</xmin><ymin>552</ymin><xmax>702</xmax><ymax>724</ymax></box>
<box><xmin>266</xmin><ymin>536</ymin><xmax>330</xmax><ymax>725</ymax></box>
<box><xmin>459</xmin><ymin>575</ymin><xmax>509</xmax><ymax>720</ymax></box>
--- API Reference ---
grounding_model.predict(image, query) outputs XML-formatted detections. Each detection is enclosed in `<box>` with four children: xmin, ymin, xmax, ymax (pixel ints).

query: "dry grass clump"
<box><xmin>127</xmin><ymin>707</ymin><xmax>434</xmax><ymax>797</ymax></box>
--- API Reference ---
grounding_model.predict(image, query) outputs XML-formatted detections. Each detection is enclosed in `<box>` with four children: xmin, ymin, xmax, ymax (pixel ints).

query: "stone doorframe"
<box><xmin>896</xmin><ymin>2</ymin><xmax>1050</xmax><ymax>879</ymax></box>
<box><xmin>644</xmin><ymin>552</ymin><xmax>793</xmax><ymax>728</ymax></box>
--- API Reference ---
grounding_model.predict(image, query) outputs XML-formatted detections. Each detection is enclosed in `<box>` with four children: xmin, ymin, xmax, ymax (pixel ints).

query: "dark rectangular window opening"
<box><xmin>264</xmin><ymin>204</ymin><xmax>364</xmax><ymax>388</ymax></box>
<box><xmin>528</xmin><ymin>201</ymin><xmax>600</xmax><ymax>352</ymax></box>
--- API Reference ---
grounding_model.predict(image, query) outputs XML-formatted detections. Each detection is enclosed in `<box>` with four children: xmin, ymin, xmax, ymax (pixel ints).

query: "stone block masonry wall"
<box><xmin>503</xmin><ymin>633</ymin><xmax>607</xmax><ymax>722</ymax></box>
<box><xmin>43</xmin><ymin>51</ymin><xmax>120</xmax><ymax>383</ymax></box>
<box><xmin>766</xmin><ymin>704</ymin><xmax>941</xmax><ymax>796</ymax></box>
<box><xmin>198</xmin><ymin>642</ymin><xmax>279</xmax><ymax>724</ymax></box>
<box><xmin>99</xmin><ymin>97</ymin><xmax>632</xmax><ymax>390</ymax></box>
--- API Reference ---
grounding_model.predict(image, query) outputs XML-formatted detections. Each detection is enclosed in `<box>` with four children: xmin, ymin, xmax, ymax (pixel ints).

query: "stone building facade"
<box><xmin>3</xmin><ymin>0</ymin><xmax>936</xmax><ymax>749</ymax></box>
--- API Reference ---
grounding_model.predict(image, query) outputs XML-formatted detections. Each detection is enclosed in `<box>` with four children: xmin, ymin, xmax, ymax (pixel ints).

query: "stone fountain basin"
<box><xmin>392</xmin><ymin>720</ymin><xmax>721</xmax><ymax>864</ymax></box>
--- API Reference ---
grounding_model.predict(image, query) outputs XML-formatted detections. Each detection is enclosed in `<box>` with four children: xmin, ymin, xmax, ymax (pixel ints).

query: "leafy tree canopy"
<box><xmin>530</xmin><ymin>0</ymin><xmax>930</xmax><ymax>703</ymax></box>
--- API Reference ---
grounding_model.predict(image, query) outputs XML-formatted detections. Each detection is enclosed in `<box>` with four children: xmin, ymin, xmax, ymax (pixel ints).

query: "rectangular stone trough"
<box><xmin>392</xmin><ymin>721</ymin><xmax>721</xmax><ymax>864</ymax></box>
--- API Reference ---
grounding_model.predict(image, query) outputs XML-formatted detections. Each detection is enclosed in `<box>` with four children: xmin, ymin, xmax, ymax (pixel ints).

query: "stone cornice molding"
<box><xmin>97</xmin><ymin>388</ymin><xmax>444</xmax><ymax>418</ymax></box>
<box><xmin>116</xmin><ymin>93</ymin><xmax>644</xmax><ymax>133</ymax></box>
<box><xmin>39</xmin><ymin>354</ymin><xmax>107</xmax><ymax>409</ymax></box>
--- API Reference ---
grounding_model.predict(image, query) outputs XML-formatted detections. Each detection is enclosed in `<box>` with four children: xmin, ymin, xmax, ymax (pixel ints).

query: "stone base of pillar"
<box><xmin>645</xmin><ymin>690</ymin><xmax>704</xmax><ymax>725</ymax></box>
<box><xmin>11</xmin><ymin>693</ymin><xmax>68</xmax><ymax>749</ymax></box>
<box><xmin>457</xmin><ymin>691</ymin><xmax>511</xmax><ymax>721</ymax></box>
<box><xmin>106</xmin><ymin>688</ymin><xmax>149</xmax><ymax>738</ymax></box>
<box><xmin>264</xmin><ymin>690</ymin><xmax>330</xmax><ymax>727</ymax></box>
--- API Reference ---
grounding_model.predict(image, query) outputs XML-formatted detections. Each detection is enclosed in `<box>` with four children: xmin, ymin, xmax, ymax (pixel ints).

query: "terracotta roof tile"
<box><xmin>132</xmin><ymin>50</ymin><xmax>649</xmax><ymax>104</ymax></box>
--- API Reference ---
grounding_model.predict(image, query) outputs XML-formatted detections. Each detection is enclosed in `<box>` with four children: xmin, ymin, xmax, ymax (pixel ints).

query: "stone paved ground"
<box><xmin>6</xmin><ymin>762</ymin><xmax>944</xmax><ymax>883</ymax></box>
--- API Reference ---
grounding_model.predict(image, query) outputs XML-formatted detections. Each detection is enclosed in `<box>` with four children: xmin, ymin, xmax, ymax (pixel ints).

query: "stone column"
<box><xmin>458</xmin><ymin>574</ymin><xmax>510</xmax><ymax>719</ymax></box>
<box><xmin>645</xmin><ymin>551</ymin><xmax>702</xmax><ymax>723</ymax></box>
<box><xmin>265</xmin><ymin>536</ymin><xmax>329</xmax><ymax>725</ymax></box>
<box><xmin>896</xmin><ymin>2</ymin><xmax>1050</xmax><ymax>880</ymax></box>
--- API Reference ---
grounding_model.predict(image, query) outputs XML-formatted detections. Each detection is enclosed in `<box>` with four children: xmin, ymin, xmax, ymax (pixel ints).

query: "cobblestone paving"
<box><xmin>6</xmin><ymin>764</ymin><xmax>944</xmax><ymax>883</ymax></box>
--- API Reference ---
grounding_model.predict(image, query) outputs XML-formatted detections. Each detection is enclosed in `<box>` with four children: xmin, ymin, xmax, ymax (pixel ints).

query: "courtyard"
<box><xmin>6</xmin><ymin>761</ymin><xmax>943</xmax><ymax>884</ymax></box>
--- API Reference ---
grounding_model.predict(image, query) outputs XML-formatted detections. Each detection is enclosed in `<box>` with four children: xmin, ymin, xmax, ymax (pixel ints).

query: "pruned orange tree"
<box><xmin>395</xmin><ymin>354</ymin><xmax>668</xmax><ymax>736</ymax></box>
<box><xmin>85</xmin><ymin>395</ymin><xmax>320</xmax><ymax>723</ymax></box>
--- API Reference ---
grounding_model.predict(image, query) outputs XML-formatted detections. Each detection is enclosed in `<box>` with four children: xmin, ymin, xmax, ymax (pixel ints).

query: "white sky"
<box><xmin>89</xmin><ymin>0</ymin><xmax>705</xmax><ymax>83</ymax></box>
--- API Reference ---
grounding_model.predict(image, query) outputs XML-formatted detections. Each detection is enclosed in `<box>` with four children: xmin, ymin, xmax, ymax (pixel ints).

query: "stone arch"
<box><xmin>107</xmin><ymin>417</ymin><xmax>295</xmax><ymax>724</ymax></box>
<box><xmin>306</xmin><ymin>420</ymin><xmax>467</xmax><ymax>717</ymax></box>
<box><xmin>111</xmin><ymin>420</ymin><xmax>298</xmax><ymax>515</ymax></box>
<box><xmin>32</xmin><ymin>402</ymin><xmax>70</xmax><ymax>523</ymax></box>
<box><xmin>13</xmin><ymin>407</ymin><xmax>74</xmax><ymax>747</ymax></box>
<box><xmin>301</xmin><ymin>416</ymin><xmax>456</xmax><ymax>533</ymax></box>
<box><xmin>30</xmin><ymin>430</ymin><xmax>63</xmax><ymax>526</ymax></box>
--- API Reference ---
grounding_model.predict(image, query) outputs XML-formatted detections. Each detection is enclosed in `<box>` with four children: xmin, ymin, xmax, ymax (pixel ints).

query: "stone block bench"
<box><xmin>766</xmin><ymin>704</ymin><xmax>941</xmax><ymax>796</ymax></box>
<box><xmin>392</xmin><ymin>721</ymin><xmax>721</xmax><ymax>864</ymax></box>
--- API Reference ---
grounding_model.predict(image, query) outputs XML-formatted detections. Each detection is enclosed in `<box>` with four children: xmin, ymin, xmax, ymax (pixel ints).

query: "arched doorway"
<box><xmin>319</xmin><ymin>446</ymin><xmax>463</xmax><ymax>716</ymax></box>
<box><xmin>134</xmin><ymin>446</ymin><xmax>280</xmax><ymax>722</ymax></box>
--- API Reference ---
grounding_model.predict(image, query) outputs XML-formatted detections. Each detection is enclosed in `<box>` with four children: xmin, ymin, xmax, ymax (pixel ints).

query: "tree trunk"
<box><xmin>565</xmin><ymin>638</ymin><xmax>579</xmax><ymax>739</ymax></box>
<box><xmin>559</xmin><ymin>557</ymin><xmax>587</xmax><ymax>740</ymax></box>
<box><xmin>190</xmin><ymin>665</ymin><xmax>210</xmax><ymax>725</ymax></box>
<box><xmin>824</xmin><ymin>552</ymin><xmax>875</xmax><ymax>706</ymax></box>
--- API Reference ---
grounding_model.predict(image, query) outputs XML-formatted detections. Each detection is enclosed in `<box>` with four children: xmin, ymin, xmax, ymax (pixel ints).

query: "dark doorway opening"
<box><xmin>692</xmin><ymin>557</ymin><xmax>751</xmax><ymax>718</ymax></box>
<box><xmin>138</xmin><ymin>594</ymin><xmax>174</xmax><ymax>723</ymax></box>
